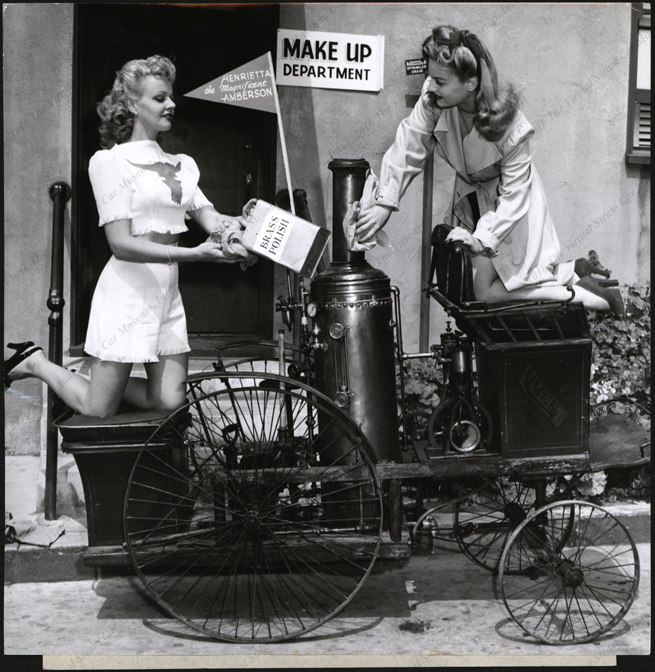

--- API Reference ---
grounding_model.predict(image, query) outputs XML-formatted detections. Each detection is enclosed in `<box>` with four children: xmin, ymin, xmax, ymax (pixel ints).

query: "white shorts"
<box><xmin>84</xmin><ymin>255</ymin><xmax>190</xmax><ymax>363</ymax></box>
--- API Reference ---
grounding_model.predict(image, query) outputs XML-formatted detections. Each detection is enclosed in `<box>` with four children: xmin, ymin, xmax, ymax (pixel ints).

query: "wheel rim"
<box><xmin>448</xmin><ymin>420</ymin><xmax>481</xmax><ymax>452</ymax></box>
<box><xmin>426</xmin><ymin>399</ymin><xmax>453</xmax><ymax>450</ymax></box>
<box><xmin>499</xmin><ymin>500</ymin><xmax>640</xmax><ymax>644</ymax></box>
<box><xmin>124</xmin><ymin>373</ymin><xmax>382</xmax><ymax>643</ymax></box>
<box><xmin>189</xmin><ymin>354</ymin><xmax>308</xmax><ymax>398</ymax></box>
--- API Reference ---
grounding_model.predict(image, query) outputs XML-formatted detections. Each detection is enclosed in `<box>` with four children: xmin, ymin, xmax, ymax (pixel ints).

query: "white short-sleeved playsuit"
<box><xmin>84</xmin><ymin>139</ymin><xmax>212</xmax><ymax>363</ymax></box>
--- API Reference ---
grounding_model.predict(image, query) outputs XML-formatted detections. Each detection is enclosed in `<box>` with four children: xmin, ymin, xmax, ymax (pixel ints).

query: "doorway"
<box><xmin>71</xmin><ymin>3</ymin><xmax>279</xmax><ymax>354</ymax></box>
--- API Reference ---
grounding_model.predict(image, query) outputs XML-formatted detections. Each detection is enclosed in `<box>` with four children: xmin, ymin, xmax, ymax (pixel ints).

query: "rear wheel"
<box><xmin>123</xmin><ymin>372</ymin><xmax>382</xmax><ymax>643</ymax></box>
<box><xmin>500</xmin><ymin>500</ymin><xmax>640</xmax><ymax>644</ymax></box>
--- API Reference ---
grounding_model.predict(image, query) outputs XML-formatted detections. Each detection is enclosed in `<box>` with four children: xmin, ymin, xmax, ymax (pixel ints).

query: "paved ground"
<box><xmin>5</xmin><ymin>370</ymin><xmax>652</xmax><ymax>665</ymax></box>
<box><xmin>4</xmin><ymin>541</ymin><xmax>650</xmax><ymax>662</ymax></box>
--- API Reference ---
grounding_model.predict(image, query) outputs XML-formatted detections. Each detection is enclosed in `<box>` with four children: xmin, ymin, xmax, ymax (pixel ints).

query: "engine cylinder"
<box><xmin>311</xmin><ymin>159</ymin><xmax>400</xmax><ymax>464</ymax></box>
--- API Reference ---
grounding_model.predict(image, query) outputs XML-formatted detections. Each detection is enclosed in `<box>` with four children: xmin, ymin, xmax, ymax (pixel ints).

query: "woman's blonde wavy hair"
<box><xmin>422</xmin><ymin>26</ymin><xmax>519</xmax><ymax>142</ymax></box>
<box><xmin>97</xmin><ymin>55</ymin><xmax>176</xmax><ymax>148</ymax></box>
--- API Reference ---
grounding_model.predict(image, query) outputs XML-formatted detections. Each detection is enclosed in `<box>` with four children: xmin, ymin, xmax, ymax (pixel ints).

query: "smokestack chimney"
<box><xmin>328</xmin><ymin>158</ymin><xmax>369</xmax><ymax>265</ymax></box>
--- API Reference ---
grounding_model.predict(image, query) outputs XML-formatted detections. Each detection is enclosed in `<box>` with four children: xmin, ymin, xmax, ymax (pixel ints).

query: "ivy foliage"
<box><xmin>397</xmin><ymin>358</ymin><xmax>442</xmax><ymax>414</ymax></box>
<box><xmin>588</xmin><ymin>282</ymin><xmax>651</xmax><ymax>430</ymax></box>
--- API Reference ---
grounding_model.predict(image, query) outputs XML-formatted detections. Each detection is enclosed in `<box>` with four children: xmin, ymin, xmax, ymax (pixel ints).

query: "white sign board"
<box><xmin>277</xmin><ymin>29</ymin><xmax>384</xmax><ymax>92</ymax></box>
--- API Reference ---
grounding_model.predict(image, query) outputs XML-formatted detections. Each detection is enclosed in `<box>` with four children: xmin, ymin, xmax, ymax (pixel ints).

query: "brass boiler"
<box><xmin>311</xmin><ymin>159</ymin><xmax>400</xmax><ymax>466</ymax></box>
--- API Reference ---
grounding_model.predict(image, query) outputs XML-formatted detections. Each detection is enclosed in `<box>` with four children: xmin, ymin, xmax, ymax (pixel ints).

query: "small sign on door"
<box><xmin>405</xmin><ymin>58</ymin><xmax>427</xmax><ymax>75</ymax></box>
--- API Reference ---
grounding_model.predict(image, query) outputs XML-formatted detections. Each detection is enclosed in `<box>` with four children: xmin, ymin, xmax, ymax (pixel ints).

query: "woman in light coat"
<box><xmin>356</xmin><ymin>25</ymin><xmax>623</xmax><ymax>317</ymax></box>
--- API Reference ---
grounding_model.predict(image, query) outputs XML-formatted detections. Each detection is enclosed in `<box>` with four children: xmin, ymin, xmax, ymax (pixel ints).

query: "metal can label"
<box><xmin>253</xmin><ymin>208</ymin><xmax>295</xmax><ymax>260</ymax></box>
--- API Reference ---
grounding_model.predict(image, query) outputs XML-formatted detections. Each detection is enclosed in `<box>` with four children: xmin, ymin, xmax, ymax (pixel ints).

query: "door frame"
<box><xmin>70</xmin><ymin>3</ymin><xmax>279</xmax><ymax>356</ymax></box>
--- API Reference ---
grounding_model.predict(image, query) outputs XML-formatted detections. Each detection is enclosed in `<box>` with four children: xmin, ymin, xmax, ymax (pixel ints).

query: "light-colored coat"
<box><xmin>374</xmin><ymin>79</ymin><xmax>573</xmax><ymax>292</ymax></box>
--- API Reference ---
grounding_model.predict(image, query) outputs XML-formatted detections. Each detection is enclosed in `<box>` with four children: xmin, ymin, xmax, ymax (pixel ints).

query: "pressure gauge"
<box><xmin>306</xmin><ymin>301</ymin><xmax>318</xmax><ymax>318</ymax></box>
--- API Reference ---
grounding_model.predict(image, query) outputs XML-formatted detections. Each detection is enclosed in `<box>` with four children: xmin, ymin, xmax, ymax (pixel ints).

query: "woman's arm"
<box><xmin>373</xmin><ymin>80</ymin><xmax>439</xmax><ymax>210</ymax></box>
<box><xmin>187</xmin><ymin>205</ymin><xmax>241</xmax><ymax>236</ymax></box>
<box><xmin>188</xmin><ymin>205</ymin><xmax>257</xmax><ymax>265</ymax></box>
<box><xmin>356</xmin><ymin>80</ymin><xmax>438</xmax><ymax>242</ymax></box>
<box><xmin>104</xmin><ymin>219</ymin><xmax>233</xmax><ymax>264</ymax></box>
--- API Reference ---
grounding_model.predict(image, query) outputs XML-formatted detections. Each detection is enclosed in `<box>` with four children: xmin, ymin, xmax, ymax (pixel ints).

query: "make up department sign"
<box><xmin>276</xmin><ymin>29</ymin><xmax>385</xmax><ymax>92</ymax></box>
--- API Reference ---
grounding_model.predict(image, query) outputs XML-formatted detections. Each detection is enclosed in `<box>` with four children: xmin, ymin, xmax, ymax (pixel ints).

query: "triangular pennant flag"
<box><xmin>184</xmin><ymin>53</ymin><xmax>277</xmax><ymax>114</ymax></box>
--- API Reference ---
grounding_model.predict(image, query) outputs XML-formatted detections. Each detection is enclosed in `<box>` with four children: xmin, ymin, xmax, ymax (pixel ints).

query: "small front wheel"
<box><xmin>455</xmin><ymin>478</ymin><xmax>534</xmax><ymax>573</ymax></box>
<box><xmin>499</xmin><ymin>500</ymin><xmax>640</xmax><ymax>644</ymax></box>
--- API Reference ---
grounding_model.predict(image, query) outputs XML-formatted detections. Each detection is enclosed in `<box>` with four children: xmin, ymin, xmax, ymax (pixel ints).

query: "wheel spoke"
<box><xmin>263</xmin><ymin>531</ymin><xmax>361</xmax><ymax>603</ymax></box>
<box><xmin>578</xmin><ymin>583</ymin><xmax>611</xmax><ymax>630</ymax></box>
<box><xmin>534</xmin><ymin>585</ymin><xmax>566</xmax><ymax>640</ymax></box>
<box><xmin>262</xmin><ymin>528</ymin><xmax>359</xmax><ymax>614</ymax></box>
<box><xmin>258</xmin><ymin>531</ymin><xmax>323</xmax><ymax>626</ymax></box>
<box><xmin>572</xmin><ymin>589</ymin><xmax>592</xmax><ymax>637</ymax></box>
<box><xmin>455</xmin><ymin>478</ymin><xmax>541</xmax><ymax>573</ymax></box>
<box><xmin>560</xmin><ymin>585</ymin><xmax>578</xmax><ymax>642</ymax></box>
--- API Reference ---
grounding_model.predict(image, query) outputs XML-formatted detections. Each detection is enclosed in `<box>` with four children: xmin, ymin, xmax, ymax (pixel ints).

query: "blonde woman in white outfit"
<box><xmin>4</xmin><ymin>55</ymin><xmax>250</xmax><ymax>417</ymax></box>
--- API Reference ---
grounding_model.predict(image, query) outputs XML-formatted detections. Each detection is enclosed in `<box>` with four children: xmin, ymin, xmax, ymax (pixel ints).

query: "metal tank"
<box><xmin>311</xmin><ymin>159</ymin><xmax>400</xmax><ymax>465</ymax></box>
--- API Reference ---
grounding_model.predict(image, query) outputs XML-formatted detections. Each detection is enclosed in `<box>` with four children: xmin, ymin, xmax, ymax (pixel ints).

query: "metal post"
<box><xmin>294</xmin><ymin>188</ymin><xmax>328</xmax><ymax>275</ymax></box>
<box><xmin>45</xmin><ymin>181</ymin><xmax>71</xmax><ymax>520</ymax></box>
<box><xmin>419</xmin><ymin>153</ymin><xmax>434</xmax><ymax>353</ymax></box>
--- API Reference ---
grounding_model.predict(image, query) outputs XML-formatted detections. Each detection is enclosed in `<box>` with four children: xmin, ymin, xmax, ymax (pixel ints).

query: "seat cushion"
<box><xmin>56</xmin><ymin>408</ymin><xmax>174</xmax><ymax>445</ymax></box>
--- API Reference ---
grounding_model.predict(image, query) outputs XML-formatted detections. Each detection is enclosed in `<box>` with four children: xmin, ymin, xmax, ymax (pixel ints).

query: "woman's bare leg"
<box><xmin>122</xmin><ymin>352</ymin><xmax>188</xmax><ymax>412</ymax></box>
<box><xmin>8</xmin><ymin>349</ymin><xmax>188</xmax><ymax>416</ymax></box>
<box><xmin>471</xmin><ymin>254</ymin><xmax>611</xmax><ymax>310</ymax></box>
<box><xmin>8</xmin><ymin>350</ymin><xmax>133</xmax><ymax>418</ymax></box>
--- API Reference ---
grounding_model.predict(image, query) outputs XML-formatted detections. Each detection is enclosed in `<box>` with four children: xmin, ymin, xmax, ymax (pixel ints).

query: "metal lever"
<box><xmin>329</xmin><ymin>323</ymin><xmax>351</xmax><ymax>407</ymax></box>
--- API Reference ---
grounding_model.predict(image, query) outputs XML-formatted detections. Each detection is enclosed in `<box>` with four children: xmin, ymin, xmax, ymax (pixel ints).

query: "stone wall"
<box><xmin>4</xmin><ymin>3</ymin><xmax>74</xmax><ymax>455</ymax></box>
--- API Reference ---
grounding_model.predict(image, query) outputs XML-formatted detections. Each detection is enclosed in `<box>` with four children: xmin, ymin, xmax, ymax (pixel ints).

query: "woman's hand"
<box><xmin>445</xmin><ymin>228</ymin><xmax>485</xmax><ymax>255</ymax></box>
<box><xmin>193</xmin><ymin>241</ymin><xmax>240</xmax><ymax>264</ymax></box>
<box><xmin>355</xmin><ymin>205</ymin><xmax>393</xmax><ymax>243</ymax></box>
<box><xmin>210</xmin><ymin>215</ymin><xmax>241</xmax><ymax>233</ymax></box>
<box><xmin>242</xmin><ymin>198</ymin><xmax>258</xmax><ymax>221</ymax></box>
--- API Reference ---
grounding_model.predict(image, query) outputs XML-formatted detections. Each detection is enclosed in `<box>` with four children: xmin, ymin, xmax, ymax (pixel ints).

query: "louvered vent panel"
<box><xmin>634</xmin><ymin>101</ymin><xmax>651</xmax><ymax>148</ymax></box>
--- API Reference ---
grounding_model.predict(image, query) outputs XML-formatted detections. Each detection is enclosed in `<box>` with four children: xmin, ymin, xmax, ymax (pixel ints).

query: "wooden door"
<box><xmin>72</xmin><ymin>3</ymin><xmax>278</xmax><ymax>354</ymax></box>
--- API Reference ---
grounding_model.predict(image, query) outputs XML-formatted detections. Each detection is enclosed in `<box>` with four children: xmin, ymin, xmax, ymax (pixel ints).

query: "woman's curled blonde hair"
<box><xmin>97</xmin><ymin>55</ymin><xmax>176</xmax><ymax>148</ymax></box>
<box><xmin>422</xmin><ymin>26</ymin><xmax>519</xmax><ymax>142</ymax></box>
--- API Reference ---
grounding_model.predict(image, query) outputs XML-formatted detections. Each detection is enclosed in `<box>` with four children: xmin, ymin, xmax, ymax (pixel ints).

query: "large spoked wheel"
<box><xmin>499</xmin><ymin>500</ymin><xmax>640</xmax><ymax>645</ymax></box>
<box><xmin>123</xmin><ymin>372</ymin><xmax>383</xmax><ymax>643</ymax></box>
